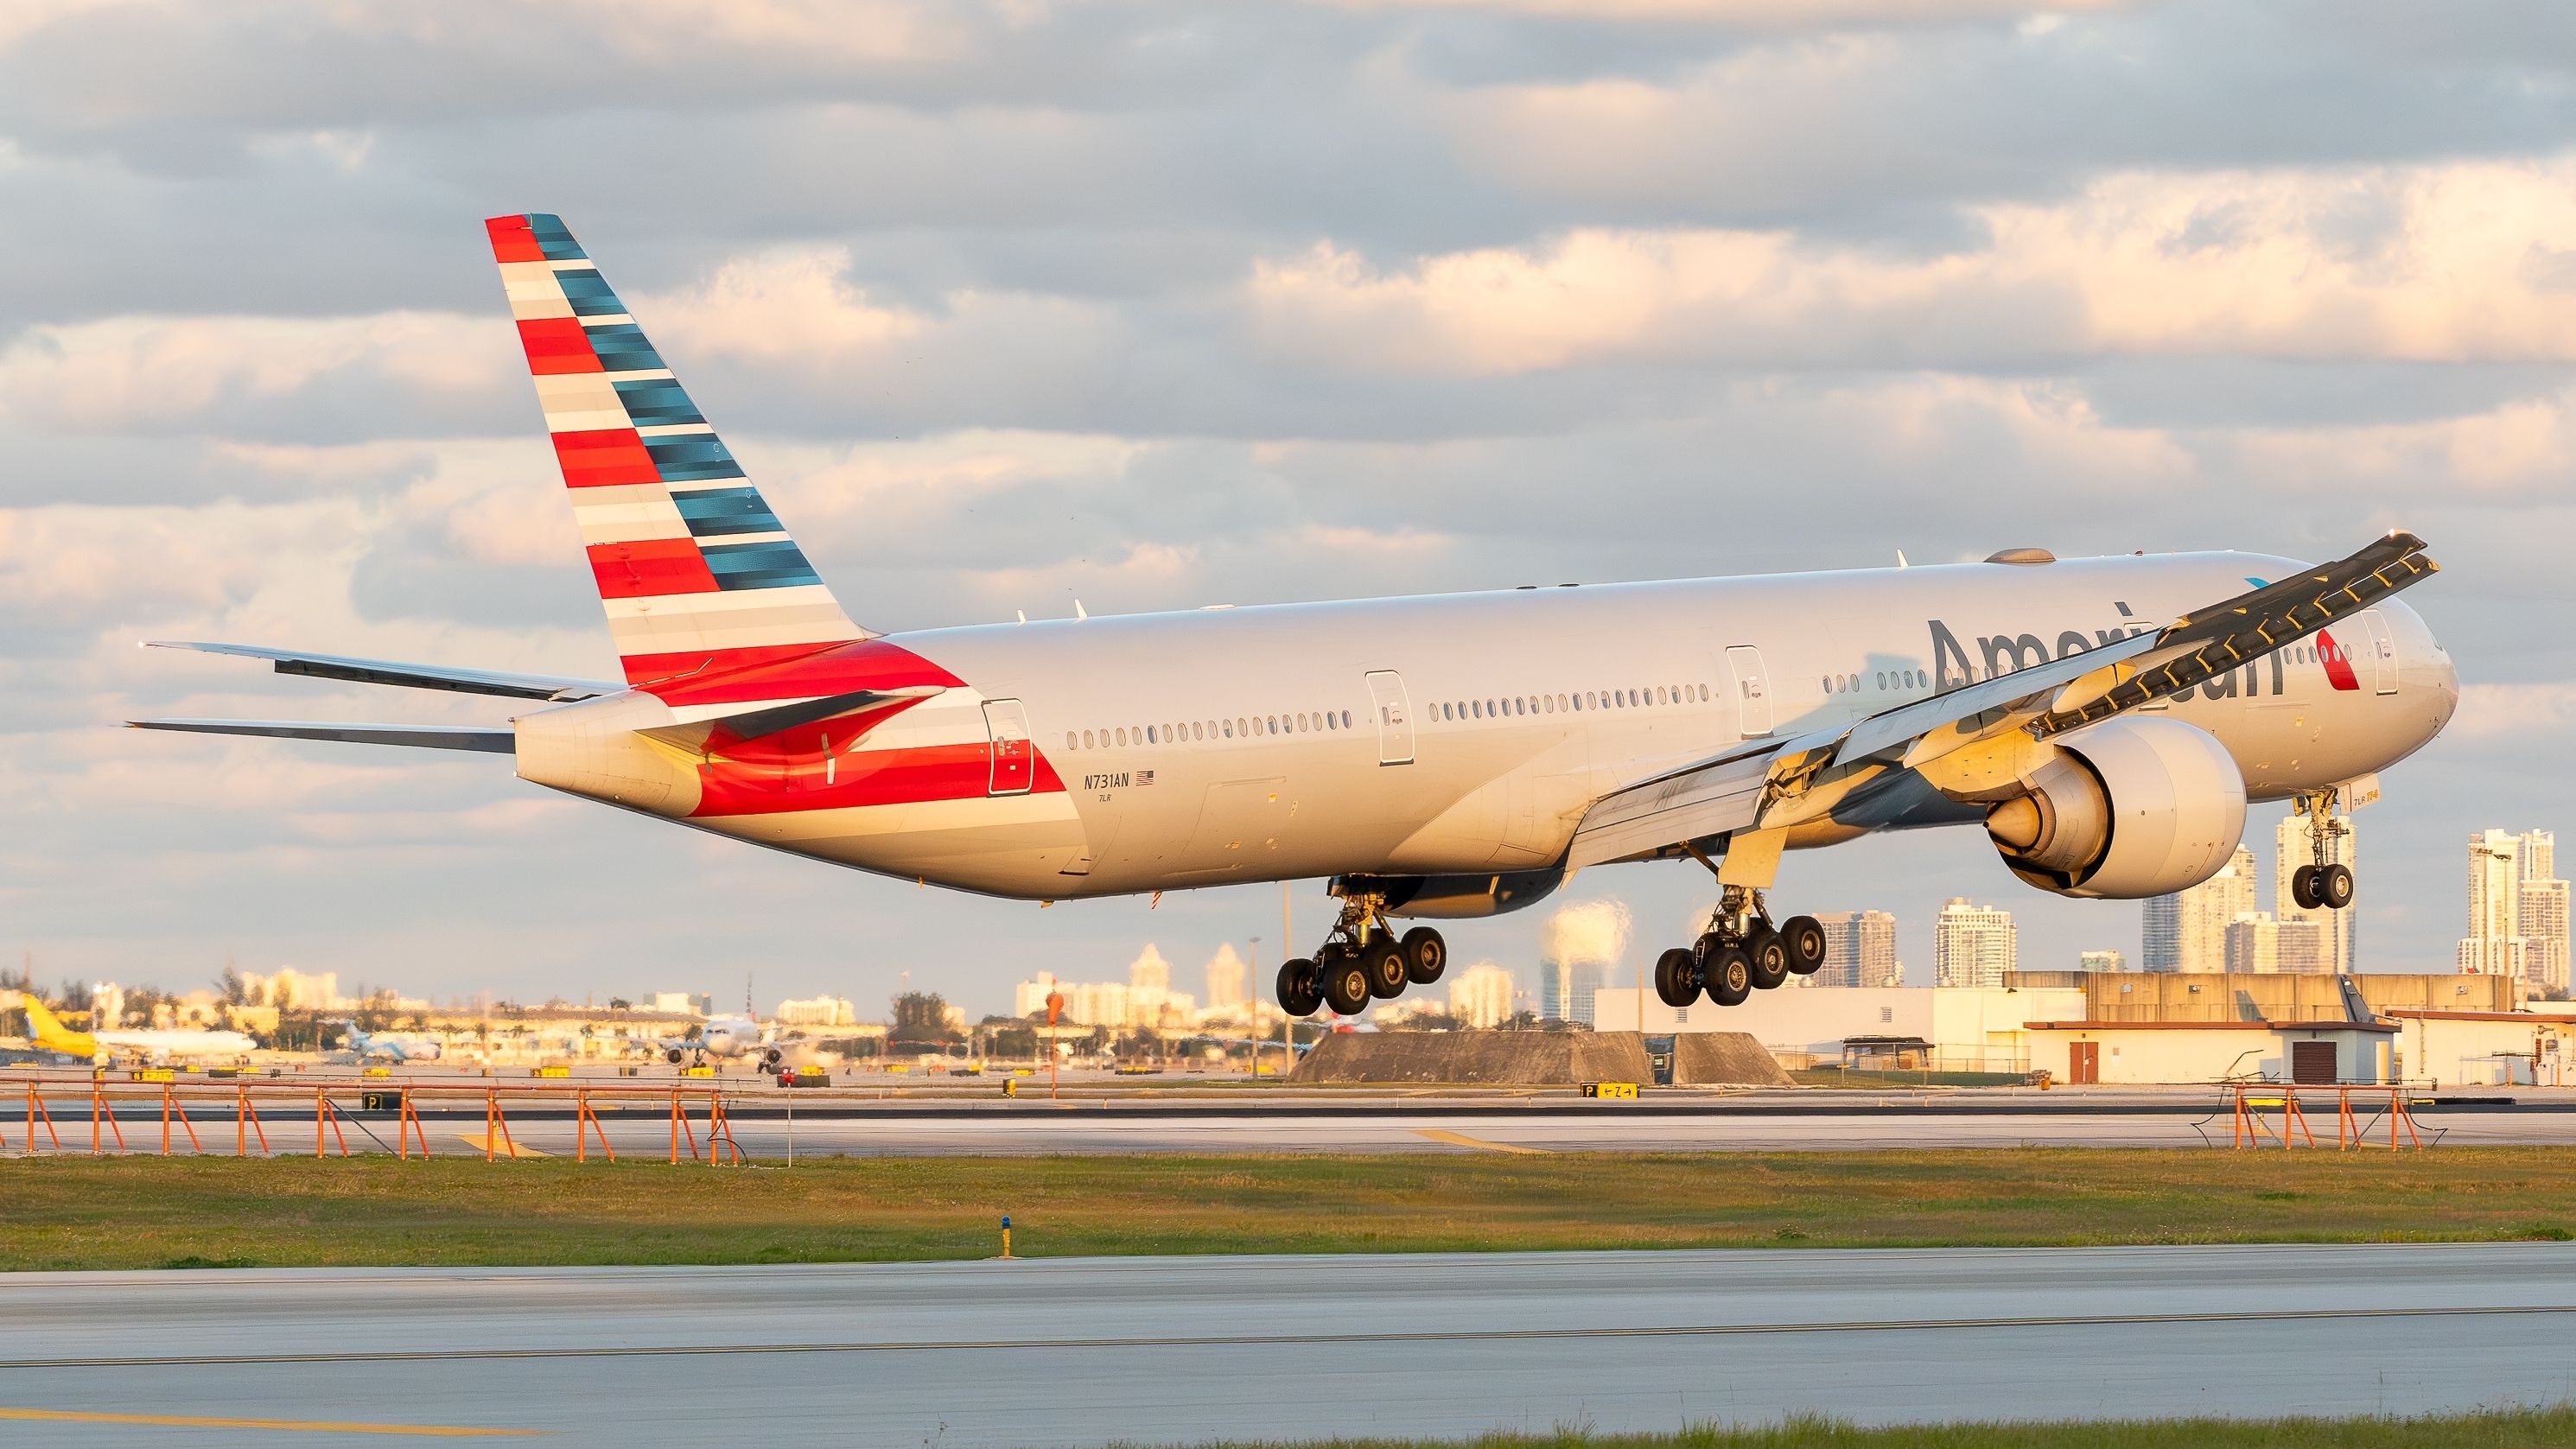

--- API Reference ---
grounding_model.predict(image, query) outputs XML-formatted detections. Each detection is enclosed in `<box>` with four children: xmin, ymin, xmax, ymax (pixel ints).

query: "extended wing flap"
<box><xmin>147</xmin><ymin>641</ymin><xmax>619</xmax><ymax>702</ymax></box>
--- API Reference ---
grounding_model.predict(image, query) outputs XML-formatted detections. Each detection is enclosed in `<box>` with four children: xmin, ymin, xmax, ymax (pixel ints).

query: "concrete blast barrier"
<box><xmin>1294</xmin><ymin>1031</ymin><xmax>1654</xmax><ymax>1085</ymax></box>
<box><xmin>1668</xmin><ymin>1032</ymin><xmax>1794</xmax><ymax>1087</ymax></box>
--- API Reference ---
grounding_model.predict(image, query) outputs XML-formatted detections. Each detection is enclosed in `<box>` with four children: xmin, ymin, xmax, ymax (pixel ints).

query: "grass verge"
<box><xmin>4</xmin><ymin>1148</ymin><xmax>2575</xmax><ymax>1271</ymax></box>
<box><xmin>1154</xmin><ymin>1407</ymin><xmax>2576</xmax><ymax>1448</ymax></box>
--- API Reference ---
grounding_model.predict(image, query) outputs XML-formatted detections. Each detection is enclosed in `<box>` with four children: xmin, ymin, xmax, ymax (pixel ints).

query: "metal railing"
<box><xmin>2225</xmin><ymin>1083</ymin><xmax>2423</xmax><ymax>1150</ymax></box>
<box><xmin>0</xmin><ymin>1076</ymin><xmax>742</xmax><ymax>1164</ymax></box>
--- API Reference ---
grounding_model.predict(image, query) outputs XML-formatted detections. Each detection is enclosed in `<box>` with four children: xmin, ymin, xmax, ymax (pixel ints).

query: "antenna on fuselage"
<box><xmin>1073</xmin><ymin>599</ymin><xmax>1089</xmax><ymax>620</ymax></box>
<box><xmin>1897</xmin><ymin>550</ymin><xmax>1910</xmax><ymax>569</ymax></box>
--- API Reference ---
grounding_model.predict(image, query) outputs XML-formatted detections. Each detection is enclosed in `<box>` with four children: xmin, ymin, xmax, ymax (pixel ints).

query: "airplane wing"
<box><xmin>145</xmin><ymin>641</ymin><xmax>619</xmax><ymax>702</ymax></box>
<box><xmin>1568</xmin><ymin>531</ymin><xmax>2439</xmax><ymax>869</ymax></box>
<box><xmin>125</xmin><ymin>720</ymin><xmax>517</xmax><ymax>753</ymax></box>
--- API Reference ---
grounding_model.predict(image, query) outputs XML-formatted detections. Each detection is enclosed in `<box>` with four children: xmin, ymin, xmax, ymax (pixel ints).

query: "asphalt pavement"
<box><xmin>3</xmin><ymin>1242</ymin><xmax>2572</xmax><ymax>1446</ymax></box>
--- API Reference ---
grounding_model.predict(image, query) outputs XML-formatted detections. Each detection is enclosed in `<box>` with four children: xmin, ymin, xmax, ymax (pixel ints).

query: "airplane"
<box><xmin>10</xmin><ymin>993</ymin><xmax>256</xmax><ymax>1066</ymax></box>
<box><xmin>132</xmin><ymin>213</ymin><xmax>2459</xmax><ymax>1021</ymax></box>
<box><xmin>337</xmin><ymin>1022</ymin><xmax>443</xmax><ymax>1063</ymax></box>
<box><xmin>654</xmin><ymin>1015</ymin><xmax>785</xmax><ymax>1071</ymax></box>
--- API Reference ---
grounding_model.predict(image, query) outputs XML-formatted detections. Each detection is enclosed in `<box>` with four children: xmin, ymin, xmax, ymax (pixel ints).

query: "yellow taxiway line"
<box><xmin>1412</xmin><ymin>1128</ymin><xmax>1548</xmax><ymax>1154</ymax></box>
<box><xmin>0</xmin><ymin>1406</ymin><xmax>547</xmax><ymax>1436</ymax></box>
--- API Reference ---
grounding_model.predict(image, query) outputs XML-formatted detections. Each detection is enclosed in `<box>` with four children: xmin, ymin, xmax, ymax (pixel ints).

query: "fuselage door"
<box><xmin>1364</xmin><ymin>670</ymin><xmax>1415</xmax><ymax>766</ymax></box>
<box><xmin>1725</xmin><ymin>645</ymin><xmax>1773</xmax><ymax>737</ymax></box>
<box><xmin>983</xmin><ymin>698</ymin><xmax>1034</xmax><ymax>795</ymax></box>
<box><xmin>2357</xmin><ymin>610</ymin><xmax>2399</xmax><ymax>696</ymax></box>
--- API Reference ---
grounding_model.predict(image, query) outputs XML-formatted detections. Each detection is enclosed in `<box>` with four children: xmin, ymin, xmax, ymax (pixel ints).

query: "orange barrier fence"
<box><xmin>0</xmin><ymin>1077</ymin><xmax>741</xmax><ymax>1164</ymax></box>
<box><xmin>2227</xmin><ymin>1083</ymin><xmax>2423</xmax><ymax>1150</ymax></box>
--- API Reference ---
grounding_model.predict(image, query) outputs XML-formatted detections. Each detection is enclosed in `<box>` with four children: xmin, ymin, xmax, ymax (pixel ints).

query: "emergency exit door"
<box><xmin>1364</xmin><ymin>670</ymin><xmax>1415</xmax><ymax>766</ymax></box>
<box><xmin>2357</xmin><ymin>610</ymin><xmax>2399</xmax><ymax>696</ymax></box>
<box><xmin>983</xmin><ymin>698</ymin><xmax>1033</xmax><ymax>795</ymax></box>
<box><xmin>1725</xmin><ymin>645</ymin><xmax>1773</xmax><ymax>737</ymax></box>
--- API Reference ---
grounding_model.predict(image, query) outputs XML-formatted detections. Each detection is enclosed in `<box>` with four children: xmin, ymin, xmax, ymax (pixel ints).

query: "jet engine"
<box><xmin>1984</xmin><ymin>716</ymin><xmax>2246</xmax><ymax>900</ymax></box>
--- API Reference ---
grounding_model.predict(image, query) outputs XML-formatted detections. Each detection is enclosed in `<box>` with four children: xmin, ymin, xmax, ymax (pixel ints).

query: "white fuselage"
<box><xmin>516</xmin><ymin>551</ymin><xmax>2458</xmax><ymax>905</ymax></box>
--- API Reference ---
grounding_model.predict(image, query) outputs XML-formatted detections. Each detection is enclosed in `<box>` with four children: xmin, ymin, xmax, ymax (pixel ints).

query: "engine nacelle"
<box><xmin>1333</xmin><ymin>868</ymin><xmax>1566</xmax><ymax>920</ymax></box>
<box><xmin>1985</xmin><ymin>717</ymin><xmax>2246</xmax><ymax>900</ymax></box>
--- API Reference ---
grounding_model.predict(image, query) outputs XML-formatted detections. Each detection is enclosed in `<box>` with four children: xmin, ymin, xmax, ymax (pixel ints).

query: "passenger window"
<box><xmin>1066</xmin><ymin>733</ymin><xmax>1078</xmax><ymax>751</ymax></box>
<box><xmin>1342</xmin><ymin>709</ymin><xmax>1352</xmax><ymax>728</ymax></box>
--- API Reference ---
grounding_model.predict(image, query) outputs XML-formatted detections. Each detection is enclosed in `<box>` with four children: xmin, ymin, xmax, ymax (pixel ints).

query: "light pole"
<box><xmin>1249</xmin><ymin>937</ymin><xmax>1260</xmax><ymax>1078</ymax></box>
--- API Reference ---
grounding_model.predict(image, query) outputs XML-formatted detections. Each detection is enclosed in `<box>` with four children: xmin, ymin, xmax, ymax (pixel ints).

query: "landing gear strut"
<box><xmin>2287</xmin><ymin>787</ymin><xmax>2356</xmax><ymax>912</ymax></box>
<box><xmin>1669</xmin><ymin>838</ymin><xmax>1824</xmax><ymax>1010</ymax></box>
<box><xmin>1277</xmin><ymin>889</ymin><xmax>1447</xmax><ymax>1018</ymax></box>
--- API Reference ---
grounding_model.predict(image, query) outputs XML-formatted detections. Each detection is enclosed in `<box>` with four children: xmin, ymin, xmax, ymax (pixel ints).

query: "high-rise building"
<box><xmin>1203</xmin><ymin>944</ymin><xmax>1250</xmax><ymax>1015</ymax></box>
<box><xmin>2078</xmin><ymin>950</ymin><xmax>2127</xmax><ymax>973</ymax></box>
<box><xmin>1934</xmin><ymin>899</ymin><xmax>2015</xmax><ymax>988</ymax></box>
<box><xmin>1809</xmin><ymin>910</ymin><xmax>1899</xmax><ymax>988</ymax></box>
<box><xmin>2465</xmin><ymin>829</ymin><xmax>2568</xmax><ymax>993</ymax></box>
<box><xmin>1129</xmin><ymin>945</ymin><xmax>1172</xmax><ymax>995</ymax></box>
<box><xmin>1449</xmin><ymin>963</ymin><xmax>1515</xmax><ymax>1028</ymax></box>
<box><xmin>2459</xmin><ymin>829</ymin><xmax>2534</xmax><ymax>980</ymax></box>
<box><xmin>2143</xmin><ymin>844</ymin><xmax>2255</xmax><ymax>972</ymax></box>
<box><xmin>1541</xmin><ymin>963</ymin><xmax>1607</xmax><ymax>1025</ymax></box>
<box><xmin>2223</xmin><ymin>913</ymin><xmax>2331</xmax><ymax>975</ymax></box>
<box><xmin>2274</xmin><ymin>810</ymin><xmax>2357</xmax><ymax>972</ymax></box>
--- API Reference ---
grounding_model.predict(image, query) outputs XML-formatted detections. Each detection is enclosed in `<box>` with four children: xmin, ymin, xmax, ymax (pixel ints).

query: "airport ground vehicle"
<box><xmin>134</xmin><ymin>214</ymin><xmax>2457</xmax><ymax>1018</ymax></box>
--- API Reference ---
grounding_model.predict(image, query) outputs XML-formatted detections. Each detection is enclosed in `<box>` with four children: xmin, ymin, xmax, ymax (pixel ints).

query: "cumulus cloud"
<box><xmin>2</xmin><ymin>0</ymin><xmax>2571</xmax><ymax>1010</ymax></box>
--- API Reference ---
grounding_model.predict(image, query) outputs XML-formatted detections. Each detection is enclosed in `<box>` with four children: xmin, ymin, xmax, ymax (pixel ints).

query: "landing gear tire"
<box><xmin>1653</xmin><ymin>948</ymin><xmax>1701</xmax><ymax>1008</ymax></box>
<box><xmin>1400</xmin><ymin>926</ymin><xmax>1448</xmax><ymax>986</ymax></box>
<box><xmin>1361</xmin><ymin>939</ymin><xmax>1410</xmax><ymax>1000</ymax></box>
<box><xmin>1278</xmin><ymin>960</ymin><xmax>1322</xmax><ymax>1018</ymax></box>
<box><xmin>1780</xmin><ymin>915</ymin><xmax>1827</xmax><ymax>976</ymax></box>
<box><xmin>1321</xmin><ymin>956</ymin><xmax>1373</xmax><ymax>1015</ymax></box>
<box><xmin>2318</xmin><ymin>862</ymin><xmax>2356</xmax><ymax>911</ymax></box>
<box><xmin>1744</xmin><ymin>928</ymin><xmax>1790</xmax><ymax>991</ymax></box>
<box><xmin>1704</xmin><ymin>945</ymin><xmax>1753</xmax><ymax>1007</ymax></box>
<box><xmin>2291</xmin><ymin>865</ymin><xmax>2321</xmax><ymax>911</ymax></box>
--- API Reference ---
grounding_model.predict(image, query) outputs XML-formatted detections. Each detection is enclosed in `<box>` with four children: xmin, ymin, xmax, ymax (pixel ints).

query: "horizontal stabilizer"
<box><xmin>127</xmin><ymin>720</ymin><xmax>516</xmax><ymax>753</ymax></box>
<box><xmin>637</xmin><ymin>685</ymin><xmax>945</xmax><ymax>753</ymax></box>
<box><xmin>145</xmin><ymin>641</ymin><xmax>618</xmax><ymax>702</ymax></box>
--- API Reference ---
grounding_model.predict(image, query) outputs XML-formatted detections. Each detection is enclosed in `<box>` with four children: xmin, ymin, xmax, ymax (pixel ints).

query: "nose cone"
<box><xmin>2387</xmin><ymin>596</ymin><xmax>2458</xmax><ymax>745</ymax></box>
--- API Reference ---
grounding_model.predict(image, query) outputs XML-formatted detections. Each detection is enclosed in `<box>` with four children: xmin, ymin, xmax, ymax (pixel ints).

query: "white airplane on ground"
<box><xmin>10</xmin><ymin>994</ymin><xmax>255</xmax><ymax>1066</ymax></box>
<box><xmin>655</xmin><ymin>1015</ymin><xmax>784</xmax><ymax>1071</ymax></box>
<box><xmin>337</xmin><ymin>1023</ymin><xmax>443</xmax><ymax>1063</ymax></box>
<box><xmin>132</xmin><ymin>214</ymin><xmax>2458</xmax><ymax>1022</ymax></box>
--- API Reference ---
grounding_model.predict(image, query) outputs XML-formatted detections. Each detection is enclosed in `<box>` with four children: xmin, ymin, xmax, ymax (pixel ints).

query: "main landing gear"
<box><xmin>1277</xmin><ymin>889</ymin><xmax>1447</xmax><ymax>1018</ymax></box>
<box><xmin>2287</xmin><ymin>787</ymin><xmax>2357</xmax><ymax>912</ymax></box>
<box><xmin>1652</xmin><ymin>885</ymin><xmax>1825</xmax><ymax>1011</ymax></box>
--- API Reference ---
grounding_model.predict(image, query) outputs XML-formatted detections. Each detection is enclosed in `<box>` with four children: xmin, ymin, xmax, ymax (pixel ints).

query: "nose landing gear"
<box><xmin>2288</xmin><ymin>787</ymin><xmax>2357</xmax><ymax>912</ymax></box>
<box><xmin>1276</xmin><ymin>889</ymin><xmax>1448</xmax><ymax>1018</ymax></box>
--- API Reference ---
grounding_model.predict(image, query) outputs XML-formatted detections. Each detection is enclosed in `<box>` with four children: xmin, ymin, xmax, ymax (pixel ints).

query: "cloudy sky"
<box><xmin>3</xmin><ymin>0</ymin><xmax>2571</xmax><ymax>1017</ymax></box>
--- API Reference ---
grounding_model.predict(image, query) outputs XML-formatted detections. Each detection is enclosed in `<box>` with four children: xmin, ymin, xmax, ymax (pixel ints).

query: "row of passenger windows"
<box><xmin>1829</xmin><ymin>670</ymin><xmax>1931</xmax><ymax>694</ymax></box>
<box><xmin>1433</xmin><ymin>683</ymin><xmax>1708</xmax><ymax>722</ymax></box>
<box><xmin>1065</xmin><ymin>710</ymin><xmax>1355</xmax><ymax>752</ymax></box>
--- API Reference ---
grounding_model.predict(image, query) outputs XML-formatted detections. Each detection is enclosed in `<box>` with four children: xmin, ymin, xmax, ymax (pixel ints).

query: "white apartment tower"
<box><xmin>2274</xmin><ymin>810</ymin><xmax>2357</xmax><ymax>972</ymax></box>
<box><xmin>2143</xmin><ymin>844</ymin><xmax>2255</xmax><ymax>972</ymax></box>
<box><xmin>1807</xmin><ymin>910</ymin><xmax>1899</xmax><ymax>988</ymax></box>
<box><xmin>2458</xmin><ymin>829</ymin><xmax>2533</xmax><ymax>980</ymax></box>
<box><xmin>1935</xmin><ymin>899</ymin><xmax>2016</xmax><ymax>988</ymax></box>
<box><xmin>1203</xmin><ymin>944</ymin><xmax>1250</xmax><ymax>1016</ymax></box>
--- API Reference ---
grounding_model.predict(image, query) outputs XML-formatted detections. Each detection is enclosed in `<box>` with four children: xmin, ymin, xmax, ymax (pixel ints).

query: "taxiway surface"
<box><xmin>3</xmin><ymin>1242</ymin><xmax>2572</xmax><ymax>1446</ymax></box>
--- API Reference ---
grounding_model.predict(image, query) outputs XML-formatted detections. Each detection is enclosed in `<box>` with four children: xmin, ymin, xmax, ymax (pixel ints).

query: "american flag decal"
<box><xmin>1137</xmin><ymin>769</ymin><xmax>1155</xmax><ymax>786</ymax></box>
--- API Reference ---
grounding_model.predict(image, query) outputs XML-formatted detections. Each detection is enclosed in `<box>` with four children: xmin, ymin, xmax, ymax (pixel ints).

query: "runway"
<box><xmin>3</xmin><ymin>1242</ymin><xmax>2572</xmax><ymax>1445</ymax></box>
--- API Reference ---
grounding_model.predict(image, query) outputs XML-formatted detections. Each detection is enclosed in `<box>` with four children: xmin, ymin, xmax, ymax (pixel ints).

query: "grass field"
<box><xmin>4</xmin><ymin>1147</ymin><xmax>2576</xmax><ymax>1270</ymax></box>
<box><xmin>1174</xmin><ymin>1408</ymin><xmax>2576</xmax><ymax>1448</ymax></box>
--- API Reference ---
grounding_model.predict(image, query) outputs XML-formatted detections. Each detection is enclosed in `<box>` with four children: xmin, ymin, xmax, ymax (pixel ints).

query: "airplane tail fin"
<box><xmin>16</xmin><ymin>994</ymin><xmax>82</xmax><ymax>1050</ymax></box>
<box><xmin>486</xmin><ymin>213</ymin><xmax>872</xmax><ymax>688</ymax></box>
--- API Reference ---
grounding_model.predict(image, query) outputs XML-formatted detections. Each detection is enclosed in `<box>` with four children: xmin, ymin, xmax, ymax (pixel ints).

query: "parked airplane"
<box><xmin>10</xmin><ymin>993</ymin><xmax>256</xmax><ymax>1065</ymax></box>
<box><xmin>132</xmin><ymin>214</ymin><xmax>2458</xmax><ymax>1020</ymax></box>
<box><xmin>337</xmin><ymin>1023</ymin><xmax>443</xmax><ymax>1063</ymax></box>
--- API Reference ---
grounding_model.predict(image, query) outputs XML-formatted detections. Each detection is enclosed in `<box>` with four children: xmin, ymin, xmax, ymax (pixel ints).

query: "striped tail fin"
<box><xmin>486</xmin><ymin>213</ymin><xmax>871</xmax><ymax>686</ymax></box>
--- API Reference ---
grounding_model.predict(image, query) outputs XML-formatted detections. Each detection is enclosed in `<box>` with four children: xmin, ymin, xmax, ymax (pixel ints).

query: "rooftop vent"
<box><xmin>1986</xmin><ymin>547</ymin><xmax>2058</xmax><ymax>566</ymax></box>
